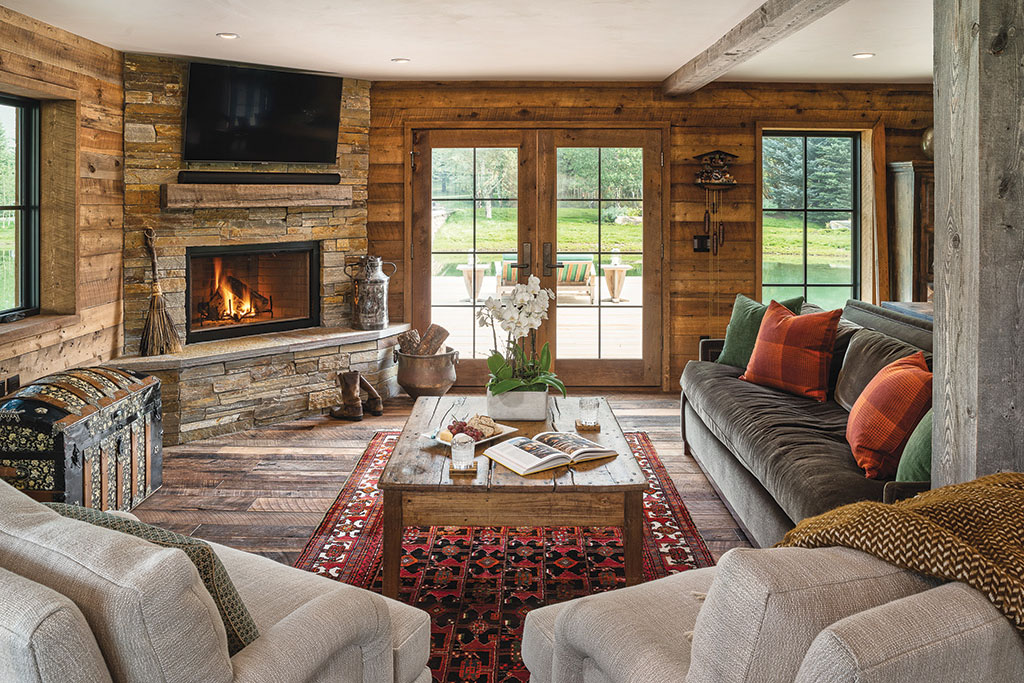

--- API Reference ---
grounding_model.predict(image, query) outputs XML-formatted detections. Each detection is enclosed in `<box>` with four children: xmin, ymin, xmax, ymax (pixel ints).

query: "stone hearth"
<box><xmin>110</xmin><ymin>325</ymin><xmax>407</xmax><ymax>445</ymax></box>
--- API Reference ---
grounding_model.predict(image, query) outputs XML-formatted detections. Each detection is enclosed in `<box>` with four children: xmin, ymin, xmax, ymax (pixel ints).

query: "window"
<box><xmin>0</xmin><ymin>94</ymin><xmax>40</xmax><ymax>321</ymax></box>
<box><xmin>761</xmin><ymin>132</ymin><xmax>859</xmax><ymax>310</ymax></box>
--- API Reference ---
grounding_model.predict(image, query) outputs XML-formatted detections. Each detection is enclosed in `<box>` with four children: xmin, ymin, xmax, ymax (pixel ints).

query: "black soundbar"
<box><xmin>177</xmin><ymin>171</ymin><xmax>341</xmax><ymax>185</ymax></box>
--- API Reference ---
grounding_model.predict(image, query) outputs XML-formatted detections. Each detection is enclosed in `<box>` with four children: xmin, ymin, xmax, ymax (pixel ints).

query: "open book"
<box><xmin>483</xmin><ymin>432</ymin><xmax>617</xmax><ymax>476</ymax></box>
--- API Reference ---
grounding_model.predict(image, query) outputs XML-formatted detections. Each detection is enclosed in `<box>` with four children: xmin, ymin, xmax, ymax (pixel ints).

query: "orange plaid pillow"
<box><xmin>847</xmin><ymin>352</ymin><xmax>932</xmax><ymax>479</ymax></box>
<box><xmin>740</xmin><ymin>301</ymin><xmax>841</xmax><ymax>402</ymax></box>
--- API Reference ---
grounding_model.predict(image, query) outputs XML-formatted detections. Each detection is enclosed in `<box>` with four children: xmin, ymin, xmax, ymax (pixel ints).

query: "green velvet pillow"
<box><xmin>45</xmin><ymin>503</ymin><xmax>259</xmax><ymax>656</ymax></box>
<box><xmin>896</xmin><ymin>409</ymin><xmax>932</xmax><ymax>482</ymax></box>
<box><xmin>716</xmin><ymin>293</ymin><xmax>805</xmax><ymax>368</ymax></box>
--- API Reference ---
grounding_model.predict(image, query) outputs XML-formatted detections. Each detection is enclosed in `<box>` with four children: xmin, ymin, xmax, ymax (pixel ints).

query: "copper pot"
<box><xmin>394</xmin><ymin>346</ymin><xmax>459</xmax><ymax>398</ymax></box>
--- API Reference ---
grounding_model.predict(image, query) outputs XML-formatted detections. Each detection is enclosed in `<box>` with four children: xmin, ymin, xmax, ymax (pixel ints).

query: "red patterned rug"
<box><xmin>295</xmin><ymin>431</ymin><xmax>714</xmax><ymax>682</ymax></box>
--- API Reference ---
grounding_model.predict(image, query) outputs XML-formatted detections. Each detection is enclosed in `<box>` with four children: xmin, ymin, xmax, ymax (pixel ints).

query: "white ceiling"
<box><xmin>5</xmin><ymin>0</ymin><xmax>933</xmax><ymax>83</ymax></box>
<box><xmin>722</xmin><ymin>0</ymin><xmax>932</xmax><ymax>83</ymax></box>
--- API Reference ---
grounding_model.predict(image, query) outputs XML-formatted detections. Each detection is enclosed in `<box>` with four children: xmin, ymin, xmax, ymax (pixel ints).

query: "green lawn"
<box><xmin>432</xmin><ymin>205</ymin><xmax>645</xmax><ymax>276</ymax></box>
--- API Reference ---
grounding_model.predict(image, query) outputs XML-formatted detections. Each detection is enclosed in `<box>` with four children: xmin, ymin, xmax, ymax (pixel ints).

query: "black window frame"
<box><xmin>0</xmin><ymin>93</ymin><xmax>41</xmax><ymax>323</ymax></box>
<box><xmin>761</xmin><ymin>130</ymin><xmax>861</xmax><ymax>303</ymax></box>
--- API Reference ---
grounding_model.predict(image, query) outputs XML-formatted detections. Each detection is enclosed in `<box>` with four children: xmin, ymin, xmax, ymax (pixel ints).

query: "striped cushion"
<box><xmin>501</xmin><ymin>261</ymin><xmax>517</xmax><ymax>285</ymax></box>
<box><xmin>559</xmin><ymin>260</ymin><xmax>591</xmax><ymax>283</ymax></box>
<box><xmin>846</xmin><ymin>352</ymin><xmax>933</xmax><ymax>479</ymax></box>
<box><xmin>740</xmin><ymin>301</ymin><xmax>841</xmax><ymax>402</ymax></box>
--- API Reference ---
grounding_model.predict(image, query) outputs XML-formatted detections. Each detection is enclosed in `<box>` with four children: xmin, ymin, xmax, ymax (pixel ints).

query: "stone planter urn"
<box><xmin>486</xmin><ymin>388</ymin><xmax>549</xmax><ymax>421</ymax></box>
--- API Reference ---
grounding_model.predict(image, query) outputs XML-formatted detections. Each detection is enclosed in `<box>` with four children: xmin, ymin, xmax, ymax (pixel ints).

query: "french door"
<box><xmin>410</xmin><ymin>128</ymin><xmax>663</xmax><ymax>386</ymax></box>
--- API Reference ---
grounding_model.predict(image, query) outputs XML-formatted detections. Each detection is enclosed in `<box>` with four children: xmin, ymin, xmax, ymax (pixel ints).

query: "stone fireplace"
<box><xmin>116</xmin><ymin>54</ymin><xmax>405</xmax><ymax>445</ymax></box>
<box><xmin>185</xmin><ymin>242</ymin><xmax>320</xmax><ymax>343</ymax></box>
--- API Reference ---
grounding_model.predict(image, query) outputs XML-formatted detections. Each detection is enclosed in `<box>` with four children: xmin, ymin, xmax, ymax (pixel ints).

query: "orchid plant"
<box><xmin>476</xmin><ymin>275</ymin><xmax>567</xmax><ymax>397</ymax></box>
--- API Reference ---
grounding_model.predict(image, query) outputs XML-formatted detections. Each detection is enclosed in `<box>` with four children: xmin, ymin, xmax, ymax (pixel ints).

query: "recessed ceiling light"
<box><xmin>390</xmin><ymin>57</ymin><xmax>411</xmax><ymax>63</ymax></box>
<box><xmin>216</xmin><ymin>32</ymin><xmax>240</xmax><ymax>40</ymax></box>
<box><xmin>852</xmin><ymin>52</ymin><xmax>875</xmax><ymax>59</ymax></box>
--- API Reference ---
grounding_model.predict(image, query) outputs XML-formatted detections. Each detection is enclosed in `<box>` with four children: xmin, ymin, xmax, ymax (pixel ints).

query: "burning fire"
<box><xmin>212</xmin><ymin>257</ymin><xmax>254</xmax><ymax>321</ymax></box>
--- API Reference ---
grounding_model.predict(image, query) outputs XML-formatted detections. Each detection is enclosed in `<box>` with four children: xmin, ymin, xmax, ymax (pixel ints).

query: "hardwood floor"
<box><xmin>134</xmin><ymin>390</ymin><xmax>751</xmax><ymax>566</ymax></box>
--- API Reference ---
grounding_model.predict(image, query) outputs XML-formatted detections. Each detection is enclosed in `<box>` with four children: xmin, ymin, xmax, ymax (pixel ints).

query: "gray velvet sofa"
<box><xmin>680</xmin><ymin>300</ymin><xmax>933</xmax><ymax>547</ymax></box>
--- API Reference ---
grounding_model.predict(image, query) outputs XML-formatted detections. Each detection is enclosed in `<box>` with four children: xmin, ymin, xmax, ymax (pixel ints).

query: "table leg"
<box><xmin>383</xmin><ymin>491</ymin><xmax>403</xmax><ymax>599</ymax></box>
<box><xmin>624</xmin><ymin>490</ymin><xmax>643</xmax><ymax>586</ymax></box>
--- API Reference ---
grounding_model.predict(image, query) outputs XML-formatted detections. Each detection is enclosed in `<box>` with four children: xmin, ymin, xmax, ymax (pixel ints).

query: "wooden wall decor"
<box><xmin>367</xmin><ymin>81</ymin><xmax>934</xmax><ymax>388</ymax></box>
<box><xmin>694</xmin><ymin>150</ymin><xmax>738</xmax><ymax>255</ymax></box>
<box><xmin>0</xmin><ymin>7</ymin><xmax>125</xmax><ymax>385</ymax></box>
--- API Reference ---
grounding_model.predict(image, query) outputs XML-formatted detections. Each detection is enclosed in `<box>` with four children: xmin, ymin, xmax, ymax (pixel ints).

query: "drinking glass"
<box><xmin>450</xmin><ymin>433</ymin><xmax>476</xmax><ymax>470</ymax></box>
<box><xmin>579</xmin><ymin>397</ymin><xmax>600</xmax><ymax>427</ymax></box>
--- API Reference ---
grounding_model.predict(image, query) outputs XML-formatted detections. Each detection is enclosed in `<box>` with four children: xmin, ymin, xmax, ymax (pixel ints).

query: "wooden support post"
<box><xmin>933</xmin><ymin>0</ymin><xmax>1024</xmax><ymax>486</ymax></box>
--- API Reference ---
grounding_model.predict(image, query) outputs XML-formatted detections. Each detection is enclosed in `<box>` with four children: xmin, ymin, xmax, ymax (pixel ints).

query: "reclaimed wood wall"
<box><xmin>368</xmin><ymin>81</ymin><xmax>933</xmax><ymax>387</ymax></box>
<box><xmin>0</xmin><ymin>7</ymin><xmax>124</xmax><ymax>383</ymax></box>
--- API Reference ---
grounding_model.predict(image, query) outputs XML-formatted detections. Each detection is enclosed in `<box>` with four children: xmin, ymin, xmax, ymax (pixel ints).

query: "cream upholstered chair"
<box><xmin>0</xmin><ymin>480</ymin><xmax>431</xmax><ymax>683</ymax></box>
<box><xmin>522</xmin><ymin>546</ymin><xmax>1024</xmax><ymax>683</ymax></box>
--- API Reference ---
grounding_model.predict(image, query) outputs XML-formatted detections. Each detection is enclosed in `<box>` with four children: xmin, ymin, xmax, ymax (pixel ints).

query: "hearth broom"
<box><xmin>140</xmin><ymin>228</ymin><xmax>183</xmax><ymax>356</ymax></box>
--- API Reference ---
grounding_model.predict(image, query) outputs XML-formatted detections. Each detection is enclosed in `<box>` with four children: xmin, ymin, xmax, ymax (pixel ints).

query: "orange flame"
<box><xmin>211</xmin><ymin>257</ymin><xmax>253</xmax><ymax>320</ymax></box>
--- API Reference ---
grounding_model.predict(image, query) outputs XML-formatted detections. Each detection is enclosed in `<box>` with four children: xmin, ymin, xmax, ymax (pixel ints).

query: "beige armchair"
<box><xmin>523</xmin><ymin>546</ymin><xmax>1024</xmax><ymax>683</ymax></box>
<box><xmin>0</xmin><ymin>480</ymin><xmax>430</xmax><ymax>683</ymax></box>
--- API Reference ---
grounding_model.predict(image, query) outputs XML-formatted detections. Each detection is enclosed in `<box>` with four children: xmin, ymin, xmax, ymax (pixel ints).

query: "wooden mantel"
<box><xmin>160</xmin><ymin>183</ymin><xmax>353</xmax><ymax>209</ymax></box>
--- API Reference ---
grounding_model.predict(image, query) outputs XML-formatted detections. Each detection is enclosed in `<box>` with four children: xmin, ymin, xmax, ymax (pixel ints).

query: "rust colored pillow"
<box><xmin>740</xmin><ymin>301</ymin><xmax>842</xmax><ymax>401</ymax></box>
<box><xmin>847</xmin><ymin>352</ymin><xmax>933</xmax><ymax>480</ymax></box>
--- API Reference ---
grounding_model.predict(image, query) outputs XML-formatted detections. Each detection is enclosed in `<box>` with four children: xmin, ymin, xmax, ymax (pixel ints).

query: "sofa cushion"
<box><xmin>686</xmin><ymin>547</ymin><xmax>938</xmax><ymax>683</ymax></box>
<box><xmin>46</xmin><ymin>502</ymin><xmax>259</xmax><ymax>656</ymax></box>
<box><xmin>0</xmin><ymin>481</ymin><xmax>233</xmax><ymax>683</ymax></box>
<box><xmin>717</xmin><ymin>293</ymin><xmax>804</xmax><ymax>368</ymax></box>
<box><xmin>835</xmin><ymin>328</ymin><xmax>931</xmax><ymax>411</ymax></box>
<box><xmin>0</xmin><ymin>567</ymin><xmax>112</xmax><ymax>683</ymax></box>
<box><xmin>682</xmin><ymin>361</ymin><xmax>886</xmax><ymax>523</ymax></box>
<box><xmin>740</xmin><ymin>301</ymin><xmax>841</xmax><ymax>401</ymax></box>
<box><xmin>211</xmin><ymin>540</ymin><xmax>430</xmax><ymax>683</ymax></box>
<box><xmin>802</xmin><ymin>301</ymin><xmax>862</xmax><ymax>391</ymax></box>
<box><xmin>795</xmin><ymin>582</ymin><xmax>1024</xmax><ymax>683</ymax></box>
<box><xmin>896</xmin><ymin>409</ymin><xmax>933</xmax><ymax>482</ymax></box>
<box><xmin>847</xmin><ymin>352</ymin><xmax>933</xmax><ymax>479</ymax></box>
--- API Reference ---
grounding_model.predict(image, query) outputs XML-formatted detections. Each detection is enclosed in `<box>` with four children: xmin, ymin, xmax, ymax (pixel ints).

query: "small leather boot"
<box><xmin>329</xmin><ymin>370</ymin><xmax>363</xmax><ymax>421</ymax></box>
<box><xmin>360</xmin><ymin>376</ymin><xmax>384</xmax><ymax>416</ymax></box>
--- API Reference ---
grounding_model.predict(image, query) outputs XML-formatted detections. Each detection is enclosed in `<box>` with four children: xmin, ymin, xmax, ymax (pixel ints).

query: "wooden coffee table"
<box><xmin>378</xmin><ymin>395</ymin><xmax>647</xmax><ymax>599</ymax></box>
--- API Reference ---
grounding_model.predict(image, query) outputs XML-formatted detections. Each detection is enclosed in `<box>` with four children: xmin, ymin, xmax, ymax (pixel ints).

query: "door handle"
<box><xmin>509</xmin><ymin>242</ymin><xmax>532</xmax><ymax>277</ymax></box>
<box><xmin>542</xmin><ymin>242</ymin><xmax>564</xmax><ymax>277</ymax></box>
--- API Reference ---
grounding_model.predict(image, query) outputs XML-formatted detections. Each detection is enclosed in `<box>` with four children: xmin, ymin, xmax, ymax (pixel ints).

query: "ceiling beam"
<box><xmin>661</xmin><ymin>0</ymin><xmax>853</xmax><ymax>96</ymax></box>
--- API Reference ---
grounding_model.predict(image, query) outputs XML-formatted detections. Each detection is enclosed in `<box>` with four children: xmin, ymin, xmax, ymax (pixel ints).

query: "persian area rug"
<box><xmin>294</xmin><ymin>431</ymin><xmax>714</xmax><ymax>682</ymax></box>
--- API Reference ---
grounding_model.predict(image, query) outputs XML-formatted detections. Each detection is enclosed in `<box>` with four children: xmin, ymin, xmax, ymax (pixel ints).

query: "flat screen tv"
<box><xmin>183</xmin><ymin>62</ymin><xmax>342</xmax><ymax>164</ymax></box>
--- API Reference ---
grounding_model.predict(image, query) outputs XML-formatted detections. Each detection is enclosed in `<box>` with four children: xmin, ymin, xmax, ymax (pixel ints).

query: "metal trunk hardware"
<box><xmin>345</xmin><ymin>256</ymin><xmax>397</xmax><ymax>331</ymax></box>
<box><xmin>394</xmin><ymin>346</ymin><xmax>459</xmax><ymax>398</ymax></box>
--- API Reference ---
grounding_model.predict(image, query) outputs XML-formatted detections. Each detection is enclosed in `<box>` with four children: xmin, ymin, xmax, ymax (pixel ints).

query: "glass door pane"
<box><xmin>555</xmin><ymin>147</ymin><xmax>643</xmax><ymax>360</ymax></box>
<box><xmin>430</xmin><ymin>147</ymin><xmax>518</xmax><ymax>359</ymax></box>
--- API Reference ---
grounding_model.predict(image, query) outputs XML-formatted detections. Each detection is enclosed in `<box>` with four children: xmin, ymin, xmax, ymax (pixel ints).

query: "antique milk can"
<box><xmin>345</xmin><ymin>256</ymin><xmax>397</xmax><ymax>330</ymax></box>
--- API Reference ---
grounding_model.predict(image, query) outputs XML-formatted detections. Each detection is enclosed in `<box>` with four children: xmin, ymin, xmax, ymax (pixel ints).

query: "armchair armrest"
<box><xmin>795</xmin><ymin>582</ymin><xmax>1024</xmax><ymax>683</ymax></box>
<box><xmin>230</xmin><ymin>585</ymin><xmax>393</xmax><ymax>683</ymax></box>
<box><xmin>698</xmin><ymin>338</ymin><xmax>725</xmax><ymax>363</ymax></box>
<box><xmin>882</xmin><ymin>480</ymin><xmax>930</xmax><ymax>504</ymax></box>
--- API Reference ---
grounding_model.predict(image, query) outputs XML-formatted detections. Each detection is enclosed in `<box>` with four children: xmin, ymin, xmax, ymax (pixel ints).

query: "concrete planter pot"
<box><xmin>486</xmin><ymin>388</ymin><xmax>549</xmax><ymax>421</ymax></box>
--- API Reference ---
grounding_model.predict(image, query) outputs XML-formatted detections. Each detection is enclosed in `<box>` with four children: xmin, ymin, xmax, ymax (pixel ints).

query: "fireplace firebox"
<box><xmin>185</xmin><ymin>242</ymin><xmax>320</xmax><ymax>343</ymax></box>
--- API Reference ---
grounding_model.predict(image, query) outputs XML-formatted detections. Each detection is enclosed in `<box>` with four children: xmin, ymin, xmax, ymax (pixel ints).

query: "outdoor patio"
<box><xmin>430</xmin><ymin>272</ymin><xmax>644</xmax><ymax>360</ymax></box>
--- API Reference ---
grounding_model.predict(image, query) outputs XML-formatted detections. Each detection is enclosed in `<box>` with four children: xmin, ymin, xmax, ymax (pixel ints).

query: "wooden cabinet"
<box><xmin>888</xmin><ymin>161</ymin><xmax>934</xmax><ymax>302</ymax></box>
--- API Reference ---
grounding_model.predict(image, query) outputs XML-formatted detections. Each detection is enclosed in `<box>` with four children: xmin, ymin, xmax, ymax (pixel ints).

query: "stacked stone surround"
<box><xmin>121</xmin><ymin>54</ymin><xmax>370</xmax><ymax>352</ymax></box>
<box><xmin>111</xmin><ymin>326</ymin><xmax>407</xmax><ymax>444</ymax></box>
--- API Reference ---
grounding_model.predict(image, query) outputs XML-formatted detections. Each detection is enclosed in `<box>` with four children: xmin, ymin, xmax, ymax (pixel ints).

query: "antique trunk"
<box><xmin>0</xmin><ymin>367</ymin><xmax>162</xmax><ymax>511</ymax></box>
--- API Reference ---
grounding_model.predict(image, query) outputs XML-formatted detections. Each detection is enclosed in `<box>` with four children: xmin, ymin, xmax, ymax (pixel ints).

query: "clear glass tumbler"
<box><xmin>450</xmin><ymin>432</ymin><xmax>476</xmax><ymax>470</ymax></box>
<box><xmin>579</xmin><ymin>397</ymin><xmax>600</xmax><ymax>427</ymax></box>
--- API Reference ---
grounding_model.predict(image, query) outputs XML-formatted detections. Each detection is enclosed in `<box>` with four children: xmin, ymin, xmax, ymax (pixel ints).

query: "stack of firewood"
<box><xmin>397</xmin><ymin>324</ymin><xmax>450</xmax><ymax>355</ymax></box>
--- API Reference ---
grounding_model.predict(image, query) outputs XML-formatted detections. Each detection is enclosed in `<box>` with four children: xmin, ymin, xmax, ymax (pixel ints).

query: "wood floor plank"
<box><xmin>134</xmin><ymin>391</ymin><xmax>752</xmax><ymax>562</ymax></box>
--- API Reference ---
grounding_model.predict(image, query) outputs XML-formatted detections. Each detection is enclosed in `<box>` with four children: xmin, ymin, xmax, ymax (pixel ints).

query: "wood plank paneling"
<box><xmin>367</xmin><ymin>81</ymin><xmax>933</xmax><ymax>388</ymax></box>
<box><xmin>0</xmin><ymin>7</ymin><xmax>124</xmax><ymax>383</ymax></box>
